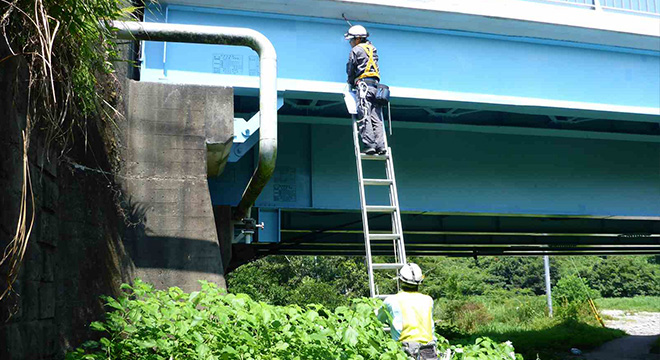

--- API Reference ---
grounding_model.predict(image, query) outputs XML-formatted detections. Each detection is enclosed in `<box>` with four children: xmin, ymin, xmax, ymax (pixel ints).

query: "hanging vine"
<box><xmin>0</xmin><ymin>0</ymin><xmax>135</xmax><ymax>301</ymax></box>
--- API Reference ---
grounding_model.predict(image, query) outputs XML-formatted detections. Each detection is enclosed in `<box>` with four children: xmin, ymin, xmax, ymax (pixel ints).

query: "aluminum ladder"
<box><xmin>351</xmin><ymin>114</ymin><xmax>407</xmax><ymax>299</ymax></box>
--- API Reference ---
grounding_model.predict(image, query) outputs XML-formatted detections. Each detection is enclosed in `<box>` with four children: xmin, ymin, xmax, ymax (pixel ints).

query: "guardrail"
<box><xmin>525</xmin><ymin>0</ymin><xmax>659</xmax><ymax>15</ymax></box>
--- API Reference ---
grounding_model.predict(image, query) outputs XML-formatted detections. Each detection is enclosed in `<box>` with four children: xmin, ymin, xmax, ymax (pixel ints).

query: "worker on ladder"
<box><xmin>377</xmin><ymin>263</ymin><xmax>439</xmax><ymax>360</ymax></box>
<box><xmin>345</xmin><ymin>25</ymin><xmax>387</xmax><ymax>155</ymax></box>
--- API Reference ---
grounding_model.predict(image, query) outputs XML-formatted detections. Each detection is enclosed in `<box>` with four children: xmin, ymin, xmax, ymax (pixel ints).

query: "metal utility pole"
<box><xmin>544</xmin><ymin>255</ymin><xmax>553</xmax><ymax>317</ymax></box>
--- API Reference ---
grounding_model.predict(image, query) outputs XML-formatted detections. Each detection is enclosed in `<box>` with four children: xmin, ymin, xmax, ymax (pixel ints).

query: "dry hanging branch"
<box><xmin>0</xmin><ymin>0</ymin><xmax>129</xmax><ymax>302</ymax></box>
<box><xmin>0</xmin><ymin>0</ymin><xmax>58</xmax><ymax>301</ymax></box>
<box><xmin>0</xmin><ymin>131</ymin><xmax>35</xmax><ymax>301</ymax></box>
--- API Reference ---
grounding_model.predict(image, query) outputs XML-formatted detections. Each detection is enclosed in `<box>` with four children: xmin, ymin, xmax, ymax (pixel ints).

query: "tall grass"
<box><xmin>595</xmin><ymin>296</ymin><xmax>660</xmax><ymax>312</ymax></box>
<box><xmin>434</xmin><ymin>294</ymin><xmax>626</xmax><ymax>360</ymax></box>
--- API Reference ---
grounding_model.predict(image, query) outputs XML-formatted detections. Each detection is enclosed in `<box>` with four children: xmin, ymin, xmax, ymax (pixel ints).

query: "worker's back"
<box><xmin>382</xmin><ymin>290</ymin><xmax>435</xmax><ymax>344</ymax></box>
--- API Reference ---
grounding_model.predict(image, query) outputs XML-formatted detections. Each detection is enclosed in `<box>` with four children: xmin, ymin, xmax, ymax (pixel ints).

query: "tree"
<box><xmin>481</xmin><ymin>257</ymin><xmax>560</xmax><ymax>295</ymax></box>
<box><xmin>587</xmin><ymin>256</ymin><xmax>660</xmax><ymax>297</ymax></box>
<box><xmin>413</xmin><ymin>257</ymin><xmax>498</xmax><ymax>299</ymax></box>
<box><xmin>226</xmin><ymin>256</ymin><xmax>370</xmax><ymax>308</ymax></box>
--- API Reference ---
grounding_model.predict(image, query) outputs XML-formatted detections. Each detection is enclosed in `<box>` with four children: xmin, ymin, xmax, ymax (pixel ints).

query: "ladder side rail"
<box><xmin>379</xmin><ymin>107</ymin><xmax>403</xmax><ymax>265</ymax></box>
<box><xmin>352</xmin><ymin>115</ymin><xmax>377</xmax><ymax>298</ymax></box>
<box><xmin>385</xmin><ymin>147</ymin><xmax>408</xmax><ymax>262</ymax></box>
<box><xmin>383</xmin><ymin>154</ymin><xmax>401</xmax><ymax>266</ymax></box>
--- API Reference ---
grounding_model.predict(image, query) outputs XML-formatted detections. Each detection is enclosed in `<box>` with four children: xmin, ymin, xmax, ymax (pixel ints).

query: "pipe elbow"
<box><xmin>108</xmin><ymin>21</ymin><xmax>279</xmax><ymax>223</ymax></box>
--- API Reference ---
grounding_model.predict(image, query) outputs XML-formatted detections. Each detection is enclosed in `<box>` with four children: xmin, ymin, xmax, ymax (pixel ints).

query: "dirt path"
<box><xmin>584</xmin><ymin>310</ymin><xmax>660</xmax><ymax>360</ymax></box>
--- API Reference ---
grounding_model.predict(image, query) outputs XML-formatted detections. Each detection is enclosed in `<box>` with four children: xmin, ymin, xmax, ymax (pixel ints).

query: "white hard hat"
<box><xmin>399</xmin><ymin>263</ymin><xmax>424</xmax><ymax>285</ymax></box>
<box><xmin>344</xmin><ymin>25</ymin><xmax>369</xmax><ymax>40</ymax></box>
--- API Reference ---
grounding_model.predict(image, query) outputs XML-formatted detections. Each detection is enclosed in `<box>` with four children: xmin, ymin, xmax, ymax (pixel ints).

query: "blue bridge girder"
<box><xmin>138</xmin><ymin>1</ymin><xmax>660</xmax><ymax>256</ymax></box>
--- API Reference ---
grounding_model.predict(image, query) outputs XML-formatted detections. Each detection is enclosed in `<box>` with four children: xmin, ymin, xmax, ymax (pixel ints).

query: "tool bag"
<box><xmin>375</xmin><ymin>83</ymin><xmax>390</xmax><ymax>105</ymax></box>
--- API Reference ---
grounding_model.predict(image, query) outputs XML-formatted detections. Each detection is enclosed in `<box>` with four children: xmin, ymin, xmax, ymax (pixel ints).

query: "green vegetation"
<box><xmin>415</xmin><ymin>256</ymin><xmax>660</xmax><ymax>299</ymax></box>
<box><xmin>227</xmin><ymin>256</ymin><xmax>369</xmax><ymax>308</ymax></box>
<box><xmin>1</xmin><ymin>0</ymin><xmax>135</xmax><ymax>301</ymax></box>
<box><xmin>595</xmin><ymin>296</ymin><xmax>660</xmax><ymax>312</ymax></box>
<box><xmin>586</xmin><ymin>256</ymin><xmax>660</xmax><ymax>297</ymax></box>
<box><xmin>465</xmin><ymin>320</ymin><xmax>625</xmax><ymax>360</ymax></box>
<box><xmin>229</xmin><ymin>255</ymin><xmax>660</xmax><ymax>307</ymax></box>
<box><xmin>228</xmin><ymin>255</ymin><xmax>660</xmax><ymax>359</ymax></box>
<box><xmin>67</xmin><ymin>280</ymin><xmax>522</xmax><ymax>360</ymax></box>
<box><xmin>64</xmin><ymin>255</ymin><xmax>660</xmax><ymax>359</ymax></box>
<box><xmin>553</xmin><ymin>275</ymin><xmax>600</xmax><ymax>305</ymax></box>
<box><xmin>1</xmin><ymin>0</ymin><xmax>132</xmax><ymax>143</ymax></box>
<box><xmin>434</xmin><ymin>296</ymin><xmax>625</xmax><ymax>360</ymax></box>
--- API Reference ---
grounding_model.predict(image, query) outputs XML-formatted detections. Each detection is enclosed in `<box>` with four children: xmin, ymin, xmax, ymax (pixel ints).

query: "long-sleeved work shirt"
<box><xmin>346</xmin><ymin>41</ymin><xmax>380</xmax><ymax>86</ymax></box>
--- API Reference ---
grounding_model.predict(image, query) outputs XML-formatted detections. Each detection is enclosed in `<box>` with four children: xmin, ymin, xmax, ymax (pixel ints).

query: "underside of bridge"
<box><xmin>136</xmin><ymin>2</ymin><xmax>660</xmax><ymax>266</ymax></box>
<box><xmin>246</xmin><ymin>210</ymin><xmax>660</xmax><ymax>257</ymax></box>
<box><xmin>224</xmin><ymin>92</ymin><xmax>660</xmax><ymax>265</ymax></box>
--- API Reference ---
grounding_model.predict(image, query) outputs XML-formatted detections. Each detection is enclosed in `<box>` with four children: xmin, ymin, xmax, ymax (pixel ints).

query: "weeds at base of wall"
<box><xmin>67</xmin><ymin>279</ymin><xmax>523</xmax><ymax>360</ymax></box>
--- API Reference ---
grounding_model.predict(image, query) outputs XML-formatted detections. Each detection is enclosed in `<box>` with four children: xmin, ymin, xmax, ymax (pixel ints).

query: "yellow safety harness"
<box><xmin>356</xmin><ymin>43</ymin><xmax>380</xmax><ymax>81</ymax></box>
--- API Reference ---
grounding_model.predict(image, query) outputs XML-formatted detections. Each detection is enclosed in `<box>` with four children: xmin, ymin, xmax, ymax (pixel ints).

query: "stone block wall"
<box><xmin>0</xmin><ymin>44</ymin><xmax>235</xmax><ymax>358</ymax></box>
<box><xmin>0</xmin><ymin>45</ymin><xmax>135</xmax><ymax>359</ymax></box>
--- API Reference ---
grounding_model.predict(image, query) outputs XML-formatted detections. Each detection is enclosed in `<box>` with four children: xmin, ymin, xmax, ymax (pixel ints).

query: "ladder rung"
<box><xmin>365</xmin><ymin>205</ymin><xmax>396</xmax><ymax>213</ymax></box>
<box><xmin>369</xmin><ymin>233</ymin><xmax>400</xmax><ymax>241</ymax></box>
<box><xmin>376</xmin><ymin>294</ymin><xmax>395</xmax><ymax>300</ymax></box>
<box><xmin>363</xmin><ymin>178</ymin><xmax>393</xmax><ymax>186</ymax></box>
<box><xmin>360</xmin><ymin>153</ymin><xmax>388</xmax><ymax>161</ymax></box>
<box><xmin>372</xmin><ymin>263</ymin><xmax>405</xmax><ymax>270</ymax></box>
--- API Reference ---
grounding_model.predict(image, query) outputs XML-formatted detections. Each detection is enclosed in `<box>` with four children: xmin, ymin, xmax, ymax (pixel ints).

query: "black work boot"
<box><xmin>364</xmin><ymin>148</ymin><xmax>377</xmax><ymax>155</ymax></box>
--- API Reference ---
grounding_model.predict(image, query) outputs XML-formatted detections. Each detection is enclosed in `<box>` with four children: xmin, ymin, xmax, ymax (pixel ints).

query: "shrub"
<box><xmin>441</xmin><ymin>300</ymin><xmax>493</xmax><ymax>333</ymax></box>
<box><xmin>226</xmin><ymin>256</ymin><xmax>369</xmax><ymax>308</ymax></box>
<box><xmin>448</xmin><ymin>338</ymin><xmax>522</xmax><ymax>360</ymax></box>
<box><xmin>67</xmin><ymin>280</ymin><xmax>523</xmax><ymax>360</ymax></box>
<box><xmin>553</xmin><ymin>275</ymin><xmax>599</xmax><ymax>304</ymax></box>
<box><xmin>435</xmin><ymin>322</ymin><xmax>466</xmax><ymax>340</ymax></box>
<box><xmin>66</xmin><ymin>279</ymin><xmax>407</xmax><ymax>360</ymax></box>
<box><xmin>553</xmin><ymin>275</ymin><xmax>599</xmax><ymax>321</ymax></box>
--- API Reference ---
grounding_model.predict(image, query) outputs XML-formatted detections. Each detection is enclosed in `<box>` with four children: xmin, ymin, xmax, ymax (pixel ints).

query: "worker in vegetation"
<box><xmin>345</xmin><ymin>25</ymin><xmax>387</xmax><ymax>155</ymax></box>
<box><xmin>377</xmin><ymin>263</ymin><xmax>438</xmax><ymax>360</ymax></box>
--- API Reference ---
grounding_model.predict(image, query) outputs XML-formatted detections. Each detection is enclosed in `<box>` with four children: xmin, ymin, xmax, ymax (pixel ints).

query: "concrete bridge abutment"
<box><xmin>120</xmin><ymin>80</ymin><xmax>234</xmax><ymax>292</ymax></box>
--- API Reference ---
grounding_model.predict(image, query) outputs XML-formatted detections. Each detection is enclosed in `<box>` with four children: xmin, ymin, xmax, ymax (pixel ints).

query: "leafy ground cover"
<box><xmin>67</xmin><ymin>280</ymin><xmax>521</xmax><ymax>360</ymax></box>
<box><xmin>595</xmin><ymin>296</ymin><xmax>660</xmax><ymax>312</ymax></box>
<box><xmin>226</xmin><ymin>255</ymin><xmax>657</xmax><ymax>359</ymax></box>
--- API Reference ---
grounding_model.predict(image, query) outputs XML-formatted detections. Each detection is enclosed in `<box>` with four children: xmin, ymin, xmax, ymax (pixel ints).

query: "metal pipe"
<box><xmin>109</xmin><ymin>21</ymin><xmax>277</xmax><ymax>221</ymax></box>
<box><xmin>544</xmin><ymin>255</ymin><xmax>553</xmax><ymax>317</ymax></box>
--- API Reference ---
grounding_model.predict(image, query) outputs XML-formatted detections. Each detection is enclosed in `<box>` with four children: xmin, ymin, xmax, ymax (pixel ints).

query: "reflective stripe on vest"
<box><xmin>356</xmin><ymin>43</ymin><xmax>380</xmax><ymax>81</ymax></box>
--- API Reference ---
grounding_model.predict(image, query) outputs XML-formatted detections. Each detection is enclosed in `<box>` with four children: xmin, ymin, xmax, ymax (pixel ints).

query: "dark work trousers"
<box><xmin>402</xmin><ymin>341</ymin><xmax>438</xmax><ymax>360</ymax></box>
<box><xmin>357</xmin><ymin>83</ymin><xmax>385</xmax><ymax>151</ymax></box>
